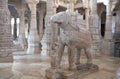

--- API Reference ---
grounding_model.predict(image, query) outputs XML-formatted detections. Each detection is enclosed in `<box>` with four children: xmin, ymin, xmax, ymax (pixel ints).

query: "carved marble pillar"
<box><xmin>70</xmin><ymin>1</ymin><xmax>74</xmax><ymax>12</ymax></box>
<box><xmin>0</xmin><ymin>0</ymin><xmax>13</xmax><ymax>62</ymax></box>
<box><xmin>18</xmin><ymin>7</ymin><xmax>27</xmax><ymax>49</ymax></box>
<box><xmin>115</xmin><ymin>11</ymin><xmax>120</xmax><ymax>33</ymax></box>
<box><xmin>27</xmin><ymin>1</ymin><xmax>40</xmax><ymax>54</ymax></box>
<box><xmin>89</xmin><ymin>0</ymin><xmax>101</xmax><ymax>56</ymax></box>
<box><xmin>38</xmin><ymin>11</ymin><xmax>44</xmax><ymax>41</ymax></box>
<box><xmin>52</xmin><ymin>6</ymin><xmax>58</xmax><ymax>48</ymax></box>
<box><xmin>25</xmin><ymin>23</ymin><xmax>29</xmax><ymax>39</ymax></box>
<box><xmin>41</xmin><ymin>0</ymin><xmax>56</xmax><ymax>56</ymax></box>
<box><xmin>85</xmin><ymin>9</ymin><xmax>90</xmax><ymax>29</ymax></box>
<box><xmin>83</xmin><ymin>0</ymin><xmax>90</xmax><ymax>29</ymax></box>
<box><xmin>103</xmin><ymin>2</ymin><xmax>113</xmax><ymax>55</ymax></box>
<box><xmin>105</xmin><ymin>4</ymin><xmax>112</xmax><ymax>40</ymax></box>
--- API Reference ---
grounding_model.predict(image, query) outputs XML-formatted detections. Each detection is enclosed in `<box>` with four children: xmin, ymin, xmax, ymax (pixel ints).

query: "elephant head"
<box><xmin>50</xmin><ymin>11</ymin><xmax>68</xmax><ymax>25</ymax></box>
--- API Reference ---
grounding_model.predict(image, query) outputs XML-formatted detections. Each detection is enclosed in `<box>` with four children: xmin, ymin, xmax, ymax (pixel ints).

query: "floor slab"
<box><xmin>0</xmin><ymin>52</ymin><xmax>120</xmax><ymax>79</ymax></box>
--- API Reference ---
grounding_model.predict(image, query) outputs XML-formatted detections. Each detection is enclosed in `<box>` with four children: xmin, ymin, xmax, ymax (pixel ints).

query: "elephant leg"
<box><xmin>75</xmin><ymin>49</ymin><xmax>81</xmax><ymax>65</ymax></box>
<box><xmin>68</xmin><ymin>46</ymin><xmax>75</xmax><ymax>70</ymax></box>
<box><xmin>57</xmin><ymin>43</ymin><xmax>65</xmax><ymax>68</ymax></box>
<box><xmin>84</xmin><ymin>48</ymin><xmax>92</xmax><ymax>64</ymax></box>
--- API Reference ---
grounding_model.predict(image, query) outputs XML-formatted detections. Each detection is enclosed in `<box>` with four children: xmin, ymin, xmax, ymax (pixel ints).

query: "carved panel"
<box><xmin>0</xmin><ymin>9</ymin><xmax>10</xmax><ymax>25</ymax></box>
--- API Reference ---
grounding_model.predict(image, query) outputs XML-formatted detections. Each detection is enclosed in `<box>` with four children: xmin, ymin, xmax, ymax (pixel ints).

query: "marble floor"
<box><xmin>0</xmin><ymin>51</ymin><xmax>120</xmax><ymax>79</ymax></box>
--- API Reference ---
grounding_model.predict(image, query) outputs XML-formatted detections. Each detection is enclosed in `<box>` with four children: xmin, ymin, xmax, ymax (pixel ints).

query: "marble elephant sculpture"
<box><xmin>50</xmin><ymin>11</ymin><xmax>93</xmax><ymax>70</ymax></box>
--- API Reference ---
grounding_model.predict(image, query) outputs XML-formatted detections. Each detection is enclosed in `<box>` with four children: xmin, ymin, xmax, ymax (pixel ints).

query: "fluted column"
<box><xmin>0</xmin><ymin>0</ymin><xmax>13</xmax><ymax>62</ymax></box>
<box><xmin>103</xmin><ymin>1</ymin><xmax>114</xmax><ymax>55</ymax></box>
<box><xmin>89</xmin><ymin>0</ymin><xmax>100</xmax><ymax>56</ymax></box>
<box><xmin>85</xmin><ymin>9</ymin><xmax>90</xmax><ymax>29</ymax></box>
<box><xmin>27</xmin><ymin>0</ymin><xmax>40</xmax><ymax>54</ymax></box>
<box><xmin>38</xmin><ymin>11</ymin><xmax>44</xmax><ymax>41</ymax></box>
<box><xmin>70</xmin><ymin>0</ymin><xmax>75</xmax><ymax>12</ymax></box>
<box><xmin>83</xmin><ymin>0</ymin><xmax>90</xmax><ymax>29</ymax></box>
<box><xmin>52</xmin><ymin>5</ymin><xmax>58</xmax><ymax>48</ymax></box>
<box><xmin>115</xmin><ymin>11</ymin><xmax>120</xmax><ymax>33</ymax></box>
<box><xmin>105</xmin><ymin>4</ymin><xmax>112</xmax><ymax>40</ymax></box>
<box><xmin>41</xmin><ymin>0</ymin><xmax>56</xmax><ymax>56</ymax></box>
<box><xmin>18</xmin><ymin>7</ymin><xmax>27</xmax><ymax>49</ymax></box>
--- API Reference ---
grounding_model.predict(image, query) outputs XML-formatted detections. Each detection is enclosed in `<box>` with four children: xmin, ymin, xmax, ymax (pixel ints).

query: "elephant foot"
<box><xmin>69</xmin><ymin>65</ymin><xmax>77</xmax><ymax>71</ymax></box>
<box><xmin>75</xmin><ymin>62</ymin><xmax>81</xmax><ymax>66</ymax></box>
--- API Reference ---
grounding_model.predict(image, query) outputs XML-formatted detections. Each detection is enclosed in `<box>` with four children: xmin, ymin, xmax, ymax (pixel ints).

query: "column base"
<box><xmin>90</xmin><ymin>44</ymin><xmax>101</xmax><ymax>58</ymax></box>
<box><xmin>40</xmin><ymin>39</ymin><xmax>50</xmax><ymax>56</ymax></box>
<box><xmin>18</xmin><ymin>34</ymin><xmax>27</xmax><ymax>49</ymax></box>
<box><xmin>105</xmin><ymin>31</ymin><xmax>112</xmax><ymax>40</ymax></box>
<box><xmin>20</xmin><ymin>39</ymin><xmax>27</xmax><ymax>50</ymax></box>
<box><xmin>27</xmin><ymin>44</ymin><xmax>40</xmax><ymax>54</ymax></box>
<box><xmin>0</xmin><ymin>53</ymin><xmax>13</xmax><ymax>63</ymax></box>
<box><xmin>40</xmin><ymin>45</ymin><xmax>50</xmax><ymax>56</ymax></box>
<box><xmin>41</xmin><ymin>50</ymin><xmax>49</xmax><ymax>56</ymax></box>
<box><xmin>45</xmin><ymin>68</ymin><xmax>63</xmax><ymax>79</ymax></box>
<box><xmin>101</xmin><ymin>40</ymin><xmax>114</xmax><ymax>55</ymax></box>
<box><xmin>0</xmin><ymin>56</ymin><xmax>13</xmax><ymax>63</ymax></box>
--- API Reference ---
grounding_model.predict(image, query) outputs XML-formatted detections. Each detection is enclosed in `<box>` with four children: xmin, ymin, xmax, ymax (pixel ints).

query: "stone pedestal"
<box><xmin>27</xmin><ymin>1</ymin><xmax>40</xmax><ymax>54</ymax></box>
<box><xmin>0</xmin><ymin>0</ymin><xmax>13</xmax><ymax>62</ymax></box>
<box><xmin>46</xmin><ymin>64</ymin><xmax>99</xmax><ymax>79</ymax></box>
<box><xmin>46</xmin><ymin>53</ymin><xmax>99</xmax><ymax>79</ymax></box>
<box><xmin>46</xmin><ymin>68</ymin><xmax>63</xmax><ymax>79</ymax></box>
<box><xmin>63</xmin><ymin>64</ymin><xmax>98</xmax><ymax>79</ymax></box>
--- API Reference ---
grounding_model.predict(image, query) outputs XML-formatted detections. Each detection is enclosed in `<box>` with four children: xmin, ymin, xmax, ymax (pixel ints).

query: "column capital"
<box><xmin>106</xmin><ymin>4</ymin><xmax>112</xmax><ymax>16</ymax></box>
<box><xmin>83</xmin><ymin>0</ymin><xmax>89</xmax><ymax>8</ymax></box>
<box><xmin>90</xmin><ymin>0</ymin><xmax>97</xmax><ymax>15</ymax></box>
<box><xmin>26</xmin><ymin>0</ymin><xmax>39</xmax><ymax>5</ymax></box>
<box><xmin>28</xmin><ymin>3</ymin><xmax>37</xmax><ymax>10</ymax></box>
<box><xmin>28</xmin><ymin>3</ymin><xmax>37</xmax><ymax>14</ymax></box>
<box><xmin>70</xmin><ymin>0</ymin><xmax>76</xmax><ymax>3</ymax></box>
<box><xmin>103</xmin><ymin>0</ymin><xmax>110</xmax><ymax>5</ymax></box>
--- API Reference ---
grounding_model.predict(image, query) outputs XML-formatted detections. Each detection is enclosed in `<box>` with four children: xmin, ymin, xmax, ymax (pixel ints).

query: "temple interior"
<box><xmin>0</xmin><ymin>0</ymin><xmax>120</xmax><ymax>79</ymax></box>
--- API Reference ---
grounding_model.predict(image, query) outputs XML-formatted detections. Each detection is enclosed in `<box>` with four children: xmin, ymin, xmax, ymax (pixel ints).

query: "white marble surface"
<box><xmin>0</xmin><ymin>51</ymin><xmax>120</xmax><ymax>79</ymax></box>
